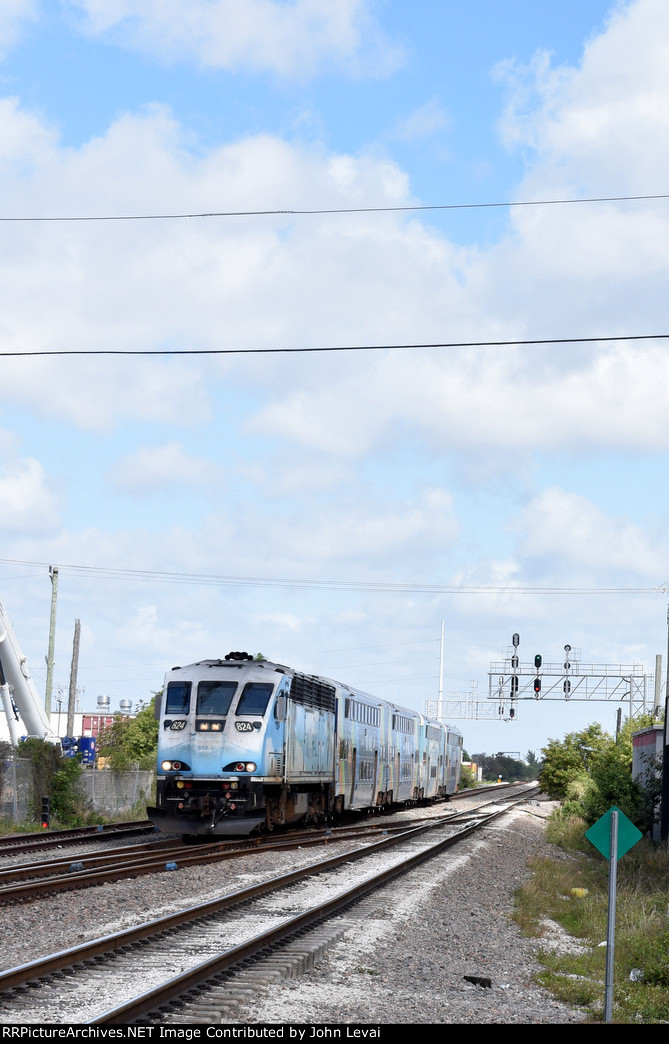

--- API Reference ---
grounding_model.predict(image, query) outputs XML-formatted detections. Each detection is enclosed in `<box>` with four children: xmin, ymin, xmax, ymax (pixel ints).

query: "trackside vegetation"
<box><xmin>514</xmin><ymin>715</ymin><xmax>669</xmax><ymax>1023</ymax></box>
<box><xmin>97</xmin><ymin>696</ymin><xmax>159</xmax><ymax>770</ymax></box>
<box><xmin>11</xmin><ymin>738</ymin><xmax>104</xmax><ymax>828</ymax></box>
<box><xmin>0</xmin><ymin>699</ymin><xmax>161</xmax><ymax>831</ymax></box>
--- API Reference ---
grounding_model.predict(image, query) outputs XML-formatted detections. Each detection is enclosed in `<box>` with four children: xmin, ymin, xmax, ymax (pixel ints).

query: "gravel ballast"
<box><xmin>0</xmin><ymin>796</ymin><xmax>587</xmax><ymax>1025</ymax></box>
<box><xmin>230</xmin><ymin>798</ymin><xmax>587</xmax><ymax>1025</ymax></box>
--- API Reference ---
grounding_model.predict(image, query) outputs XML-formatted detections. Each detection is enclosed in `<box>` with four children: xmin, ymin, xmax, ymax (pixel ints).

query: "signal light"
<box><xmin>510</xmin><ymin>676</ymin><xmax>518</xmax><ymax>695</ymax></box>
<box><xmin>534</xmin><ymin>654</ymin><xmax>542</xmax><ymax>669</ymax></box>
<box><xmin>41</xmin><ymin>796</ymin><xmax>51</xmax><ymax>829</ymax></box>
<box><xmin>534</xmin><ymin>678</ymin><xmax>541</xmax><ymax>694</ymax></box>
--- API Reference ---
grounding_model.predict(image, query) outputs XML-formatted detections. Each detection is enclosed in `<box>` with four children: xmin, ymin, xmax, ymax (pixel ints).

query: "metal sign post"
<box><xmin>586</xmin><ymin>806</ymin><xmax>642</xmax><ymax>1023</ymax></box>
<box><xmin>604</xmin><ymin>809</ymin><xmax>618</xmax><ymax>1023</ymax></box>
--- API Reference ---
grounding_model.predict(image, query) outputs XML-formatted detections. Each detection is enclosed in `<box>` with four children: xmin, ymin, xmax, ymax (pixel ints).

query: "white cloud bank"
<box><xmin>0</xmin><ymin>458</ymin><xmax>59</xmax><ymax>532</ymax></box>
<box><xmin>516</xmin><ymin>487</ymin><xmax>665</xmax><ymax>578</ymax></box>
<box><xmin>0</xmin><ymin>0</ymin><xmax>37</xmax><ymax>59</ymax></box>
<box><xmin>68</xmin><ymin>0</ymin><xmax>404</xmax><ymax>77</ymax></box>
<box><xmin>109</xmin><ymin>443</ymin><xmax>223</xmax><ymax>495</ymax></box>
<box><xmin>1</xmin><ymin>0</ymin><xmax>669</xmax><ymax>462</ymax></box>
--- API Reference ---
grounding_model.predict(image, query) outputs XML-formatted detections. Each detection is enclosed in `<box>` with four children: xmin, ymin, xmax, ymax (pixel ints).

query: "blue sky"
<box><xmin>1</xmin><ymin>0</ymin><xmax>669</xmax><ymax>761</ymax></box>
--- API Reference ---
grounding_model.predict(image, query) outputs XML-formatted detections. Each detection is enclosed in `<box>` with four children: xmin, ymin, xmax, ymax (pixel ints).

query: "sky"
<box><xmin>1</xmin><ymin>0</ymin><xmax>669</xmax><ymax>762</ymax></box>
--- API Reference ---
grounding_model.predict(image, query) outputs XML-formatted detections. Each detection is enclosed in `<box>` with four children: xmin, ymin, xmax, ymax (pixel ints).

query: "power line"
<box><xmin>0</xmin><ymin>192</ymin><xmax>667</xmax><ymax>223</ymax></box>
<box><xmin>2</xmin><ymin>332</ymin><xmax>669</xmax><ymax>358</ymax></box>
<box><xmin>0</xmin><ymin>557</ymin><xmax>662</xmax><ymax>595</ymax></box>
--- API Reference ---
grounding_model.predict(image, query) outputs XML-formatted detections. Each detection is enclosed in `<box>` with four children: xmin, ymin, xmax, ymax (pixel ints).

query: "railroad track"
<box><xmin>0</xmin><ymin>790</ymin><xmax>528</xmax><ymax>903</ymax></box>
<box><xmin>0</xmin><ymin>783</ymin><xmax>539</xmax><ymax>1024</ymax></box>
<box><xmin>0</xmin><ymin>820</ymin><xmax>158</xmax><ymax>858</ymax></box>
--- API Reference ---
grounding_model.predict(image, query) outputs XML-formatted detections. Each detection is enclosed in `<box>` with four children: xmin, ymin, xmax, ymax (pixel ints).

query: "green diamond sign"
<box><xmin>585</xmin><ymin>806</ymin><xmax>643</xmax><ymax>862</ymax></box>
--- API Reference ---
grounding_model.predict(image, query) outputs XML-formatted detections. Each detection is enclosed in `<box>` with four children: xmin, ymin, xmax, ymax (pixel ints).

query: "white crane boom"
<box><xmin>0</xmin><ymin>597</ymin><xmax>59</xmax><ymax>745</ymax></box>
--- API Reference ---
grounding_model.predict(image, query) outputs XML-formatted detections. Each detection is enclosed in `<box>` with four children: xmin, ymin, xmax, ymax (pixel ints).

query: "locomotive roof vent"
<box><xmin>224</xmin><ymin>651</ymin><xmax>254</xmax><ymax>661</ymax></box>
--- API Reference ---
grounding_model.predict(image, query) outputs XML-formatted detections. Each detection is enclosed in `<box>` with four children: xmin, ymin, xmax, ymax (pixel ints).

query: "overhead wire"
<box><xmin>0</xmin><ymin>558</ymin><xmax>662</xmax><ymax>595</ymax></box>
<box><xmin>0</xmin><ymin>192</ymin><xmax>667</xmax><ymax>223</ymax></box>
<box><xmin>2</xmin><ymin>332</ymin><xmax>669</xmax><ymax>357</ymax></box>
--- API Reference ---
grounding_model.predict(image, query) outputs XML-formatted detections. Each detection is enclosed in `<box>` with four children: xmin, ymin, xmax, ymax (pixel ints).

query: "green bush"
<box><xmin>17</xmin><ymin>738</ymin><xmax>97</xmax><ymax>827</ymax></box>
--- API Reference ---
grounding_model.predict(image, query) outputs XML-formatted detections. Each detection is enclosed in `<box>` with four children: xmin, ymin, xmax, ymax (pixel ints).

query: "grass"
<box><xmin>514</xmin><ymin>811</ymin><xmax>669</xmax><ymax>1022</ymax></box>
<box><xmin>0</xmin><ymin>818</ymin><xmax>49</xmax><ymax>836</ymax></box>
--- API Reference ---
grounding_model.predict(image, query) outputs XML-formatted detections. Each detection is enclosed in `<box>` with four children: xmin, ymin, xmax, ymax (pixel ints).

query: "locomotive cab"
<box><xmin>148</xmin><ymin>654</ymin><xmax>289</xmax><ymax>835</ymax></box>
<box><xmin>148</xmin><ymin>652</ymin><xmax>337</xmax><ymax>836</ymax></box>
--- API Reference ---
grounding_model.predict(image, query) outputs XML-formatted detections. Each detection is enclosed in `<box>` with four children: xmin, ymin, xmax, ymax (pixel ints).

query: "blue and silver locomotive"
<box><xmin>148</xmin><ymin>651</ymin><xmax>462</xmax><ymax>836</ymax></box>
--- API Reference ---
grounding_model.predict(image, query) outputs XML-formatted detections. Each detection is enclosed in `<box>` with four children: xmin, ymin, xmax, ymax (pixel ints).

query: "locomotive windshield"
<box><xmin>236</xmin><ymin>682</ymin><xmax>274</xmax><ymax>716</ymax></box>
<box><xmin>197</xmin><ymin>680</ymin><xmax>237</xmax><ymax>715</ymax></box>
<box><xmin>165</xmin><ymin>681</ymin><xmax>191</xmax><ymax>714</ymax></box>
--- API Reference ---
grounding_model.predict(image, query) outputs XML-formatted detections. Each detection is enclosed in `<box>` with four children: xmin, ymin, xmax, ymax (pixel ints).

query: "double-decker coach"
<box><xmin>148</xmin><ymin>652</ymin><xmax>462</xmax><ymax>837</ymax></box>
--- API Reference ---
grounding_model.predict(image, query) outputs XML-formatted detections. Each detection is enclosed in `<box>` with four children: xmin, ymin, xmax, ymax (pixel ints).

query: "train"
<box><xmin>147</xmin><ymin>651</ymin><xmax>463</xmax><ymax>836</ymax></box>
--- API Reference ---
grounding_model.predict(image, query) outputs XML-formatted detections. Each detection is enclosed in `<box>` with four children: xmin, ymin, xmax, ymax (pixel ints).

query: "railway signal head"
<box><xmin>534</xmin><ymin>654</ymin><xmax>542</xmax><ymax>669</ymax></box>
<box><xmin>41</xmin><ymin>796</ymin><xmax>51</xmax><ymax>829</ymax></box>
<box><xmin>533</xmin><ymin>678</ymin><xmax>541</xmax><ymax>695</ymax></box>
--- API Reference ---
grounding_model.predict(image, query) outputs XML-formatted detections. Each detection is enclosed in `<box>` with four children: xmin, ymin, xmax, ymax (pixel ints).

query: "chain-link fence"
<box><xmin>0</xmin><ymin>758</ymin><xmax>155</xmax><ymax>824</ymax></box>
<box><xmin>0</xmin><ymin>757</ymin><xmax>31</xmax><ymax>821</ymax></box>
<box><xmin>77</xmin><ymin>768</ymin><xmax>155</xmax><ymax>817</ymax></box>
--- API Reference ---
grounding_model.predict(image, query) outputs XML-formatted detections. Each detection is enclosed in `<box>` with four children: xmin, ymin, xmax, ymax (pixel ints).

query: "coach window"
<box><xmin>197</xmin><ymin>680</ymin><xmax>237</xmax><ymax>715</ymax></box>
<box><xmin>165</xmin><ymin>681</ymin><xmax>191</xmax><ymax>715</ymax></box>
<box><xmin>237</xmin><ymin>683</ymin><xmax>274</xmax><ymax>716</ymax></box>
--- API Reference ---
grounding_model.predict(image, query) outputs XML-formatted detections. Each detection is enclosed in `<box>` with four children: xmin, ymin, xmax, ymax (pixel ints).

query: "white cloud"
<box><xmin>69</xmin><ymin>0</ymin><xmax>404</xmax><ymax>77</ymax></box>
<box><xmin>516</xmin><ymin>486</ymin><xmax>664</xmax><ymax>577</ymax></box>
<box><xmin>232</xmin><ymin>486</ymin><xmax>461</xmax><ymax>568</ymax></box>
<box><xmin>109</xmin><ymin>442</ymin><xmax>223</xmax><ymax>495</ymax></box>
<box><xmin>116</xmin><ymin>604</ymin><xmax>212</xmax><ymax>655</ymax></box>
<box><xmin>0</xmin><ymin>0</ymin><xmax>37</xmax><ymax>60</ymax></box>
<box><xmin>2</xmin><ymin>0</ymin><xmax>669</xmax><ymax>464</ymax></box>
<box><xmin>387</xmin><ymin>98</ymin><xmax>450</xmax><ymax>142</ymax></box>
<box><xmin>496</xmin><ymin>0</ymin><xmax>669</xmax><ymax>189</ymax></box>
<box><xmin>0</xmin><ymin>457</ymin><xmax>59</xmax><ymax>532</ymax></box>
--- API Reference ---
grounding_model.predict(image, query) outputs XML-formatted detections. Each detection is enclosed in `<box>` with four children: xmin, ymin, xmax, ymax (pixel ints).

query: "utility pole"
<box><xmin>661</xmin><ymin>606</ymin><xmax>669</xmax><ymax>841</ymax></box>
<box><xmin>438</xmin><ymin>620</ymin><xmax>444</xmax><ymax>720</ymax></box>
<box><xmin>45</xmin><ymin>566</ymin><xmax>58</xmax><ymax>718</ymax></box>
<box><xmin>655</xmin><ymin>654</ymin><xmax>663</xmax><ymax>718</ymax></box>
<box><xmin>66</xmin><ymin>619</ymin><xmax>80</xmax><ymax>741</ymax></box>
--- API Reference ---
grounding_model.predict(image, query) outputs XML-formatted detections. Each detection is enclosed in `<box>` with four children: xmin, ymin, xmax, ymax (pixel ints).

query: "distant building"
<box><xmin>632</xmin><ymin>723</ymin><xmax>664</xmax><ymax>840</ymax></box>
<box><xmin>0</xmin><ymin>707</ymin><xmax>132</xmax><ymax>745</ymax></box>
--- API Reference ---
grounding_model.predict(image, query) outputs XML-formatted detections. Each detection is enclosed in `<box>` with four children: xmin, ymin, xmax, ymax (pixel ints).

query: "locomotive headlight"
<box><xmin>245</xmin><ymin>762</ymin><xmax>256</xmax><ymax>772</ymax></box>
<box><xmin>161</xmin><ymin>760</ymin><xmax>173</xmax><ymax>771</ymax></box>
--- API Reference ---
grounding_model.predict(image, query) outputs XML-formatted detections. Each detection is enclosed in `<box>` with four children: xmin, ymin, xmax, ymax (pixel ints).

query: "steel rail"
<box><xmin>93</xmin><ymin>795</ymin><xmax>532</xmax><ymax>1024</ymax></box>
<box><xmin>0</xmin><ymin>821</ymin><xmax>156</xmax><ymax>856</ymax></box>
<box><xmin>0</xmin><ymin>807</ymin><xmax>464</xmax><ymax>902</ymax></box>
<box><xmin>0</xmin><ymin>810</ymin><xmax>469</xmax><ymax>991</ymax></box>
<box><xmin>0</xmin><ymin>797</ymin><xmax>515</xmax><ymax>901</ymax></box>
<box><xmin>0</xmin><ymin>791</ymin><xmax>537</xmax><ymax>996</ymax></box>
